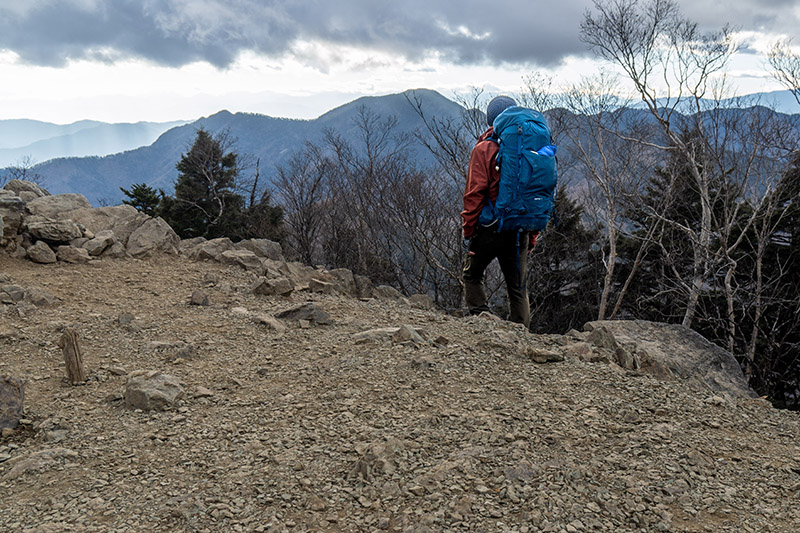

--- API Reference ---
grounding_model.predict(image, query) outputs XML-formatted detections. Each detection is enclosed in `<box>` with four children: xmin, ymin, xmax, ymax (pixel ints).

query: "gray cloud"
<box><xmin>0</xmin><ymin>1</ymin><xmax>794</xmax><ymax>69</ymax></box>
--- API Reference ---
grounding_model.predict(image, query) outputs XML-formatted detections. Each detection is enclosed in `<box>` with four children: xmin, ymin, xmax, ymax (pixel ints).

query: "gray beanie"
<box><xmin>486</xmin><ymin>95</ymin><xmax>517</xmax><ymax>126</ymax></box>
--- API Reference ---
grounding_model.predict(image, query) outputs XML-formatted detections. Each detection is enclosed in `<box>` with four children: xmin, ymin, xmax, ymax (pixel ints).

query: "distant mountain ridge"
<box><xmin>16</xmin><ymin>88</ymin><xmax>800</xmax><ymax>206</ymax></box>
<box><xmin>29</xmin><ymin>89</ymin><xmax>464</xmax><ymax>205</ymax></box>
<box><xmin>0</xmin><ymin>119</ymin><xmax>187</xmax><ymax>168</ymax></box>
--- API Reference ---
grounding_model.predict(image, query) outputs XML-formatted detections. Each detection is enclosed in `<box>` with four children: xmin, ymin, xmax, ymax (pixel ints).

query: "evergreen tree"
<box><xmin>120</xmin><ymin>183</ymin><xmax>161</xmax><ymax>216</ymax></box>
<box><xmin>160</xmin><ymin>129</ymin><xmax>244</xmax><ymax>239</ymax></box>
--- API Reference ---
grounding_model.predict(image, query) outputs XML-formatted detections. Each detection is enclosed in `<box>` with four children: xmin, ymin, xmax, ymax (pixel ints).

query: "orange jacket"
<box><xmin>461</xmin><ymin>128</ymin><xmax>541</xmax><ymax>247</ymax></box>
<box><xmin>461</xmin><ymin>128</ymin><xmax>499</xmax><ymax>238</ymax></box>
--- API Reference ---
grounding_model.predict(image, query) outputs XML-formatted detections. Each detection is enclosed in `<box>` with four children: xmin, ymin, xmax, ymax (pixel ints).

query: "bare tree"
<box><xmin>769</xmin><ymin>39</ymin><xmax>800</xmax><ymax>106</ymax></box>
<box><xmin>582</xmin><ymin>0</ymin><xmax>746</xmax><ymax>327</ymax></box>
<box><xmin>556</xmin><ymin>74</ymin><xmax>659</xmax><ymax>319</ymax></box>
<box><xmin>274</xmin><ymin>144</ymin><xmax>331</xmax><ymax>264</ymax></box>
<box><xmin>2</xmin><ymin>154</ymin><xmax>45</xmax><ymax>187</ymax></box>
<box><xmin>405</xmin><ymin>88</ymin><xmax>501</xmax><ymax>305</ymax></box>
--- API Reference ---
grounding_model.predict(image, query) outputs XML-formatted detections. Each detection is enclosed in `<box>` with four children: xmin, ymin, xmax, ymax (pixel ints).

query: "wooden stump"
<box><xmin>58</xmin><ymin>328</ymin><xmax>86</xmax><ymax>384</ymax></box>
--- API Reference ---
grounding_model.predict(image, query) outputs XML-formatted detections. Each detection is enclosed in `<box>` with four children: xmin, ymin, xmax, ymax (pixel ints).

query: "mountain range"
<box><xmin>0</xmin><ymin>119</ymin><xmax>187</xmax><ymax>169</ymax></box>
<box><xmin>23</xmin><ymin>89</ymin><xmax>463</xmax><ymax>206</ymax></box>
<box><xmin>5</xmin><ymin>88</ymin><xmax>800</xmax><ymax>206</ymax></box>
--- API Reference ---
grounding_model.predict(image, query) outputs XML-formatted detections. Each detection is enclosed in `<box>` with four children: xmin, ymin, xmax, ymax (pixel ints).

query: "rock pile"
<box><xmin>0</xmin><ymin>180</ymin><xmax>435</xmax><ymax>310</ymax></box>
<box><xmin>0</xmin><ymin>180</ymin><xmax>179</xmax><ymax>263</ymax></box>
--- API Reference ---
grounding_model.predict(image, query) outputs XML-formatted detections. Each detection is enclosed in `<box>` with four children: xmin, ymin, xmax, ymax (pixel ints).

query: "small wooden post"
<box><xmin>58</xmin><ymin>328</ymin><xmax>86</xmax><ymax>384</ymax></box>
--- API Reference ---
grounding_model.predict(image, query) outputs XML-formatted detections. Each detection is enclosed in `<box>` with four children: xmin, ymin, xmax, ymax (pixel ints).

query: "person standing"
<box><xmin>461</xmin><ymin>95</ymin><xmax>539</xmax><ymax>327</ymax></box>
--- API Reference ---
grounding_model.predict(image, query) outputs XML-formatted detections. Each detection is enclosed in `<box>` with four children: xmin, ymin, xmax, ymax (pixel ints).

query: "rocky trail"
<box><xmin>1</xmin><ymin>253</ymin><xmax>799</xmax><ymax>533</ymax></box>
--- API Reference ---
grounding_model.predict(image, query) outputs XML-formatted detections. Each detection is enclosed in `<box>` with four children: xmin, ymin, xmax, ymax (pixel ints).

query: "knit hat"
<box><xmin>486</xmin><ymin>95</ymin><xmax>517</xmax><ymax>126</ymax></box>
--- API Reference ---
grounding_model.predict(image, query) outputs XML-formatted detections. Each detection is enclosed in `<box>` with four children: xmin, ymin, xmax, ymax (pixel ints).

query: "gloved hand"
<box><xmin>528</xmin><ymin>231</ymin><xmax>540</xmax><ymax>252</ymax></box>
<box><xmin>463</xmin><ymin>236</ymin><xmax>472</xmax><ymax>255</ymax></box>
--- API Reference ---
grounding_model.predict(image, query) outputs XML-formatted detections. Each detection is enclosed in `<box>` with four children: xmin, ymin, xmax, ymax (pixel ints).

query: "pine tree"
<box><xmin>120</xmin><ymin>183</ymin><xmax>161</xmax><ymax>217</ymax></box>
<box><xmin>160</xmin><ymin>129</ymin><xmax>244</xmax><ymax>239</ymax></box>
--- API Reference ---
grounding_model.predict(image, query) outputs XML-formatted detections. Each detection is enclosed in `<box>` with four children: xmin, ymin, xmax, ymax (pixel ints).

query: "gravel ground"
<box><xmin>1</xmin><ymin>253</ymin><xmax>799</xmax><ymax>532</ymax></box>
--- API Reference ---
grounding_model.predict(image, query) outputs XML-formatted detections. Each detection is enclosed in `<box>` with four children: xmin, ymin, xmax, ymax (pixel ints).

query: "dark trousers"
<box><xmin>463</xmin><ymin>227</ymin><xmax>530</xmax><ymax>327</ymax></box>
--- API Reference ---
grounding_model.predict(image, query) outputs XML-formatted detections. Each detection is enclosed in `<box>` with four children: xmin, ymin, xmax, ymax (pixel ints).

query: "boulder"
<box><xmin>583</xmin><ymin>320</ymin><xmax>757</xmax><ymax>399</ymax></box>
<box><xmin>26</xmin><ymin>241</ymin><xmax>57</xmax><ymax>264</ymax></box>
<box><xmin>0</xmin><ymin>375</ymin><xmax>24</xmax><ymax>429</ymax></box>
<box><xmin>124</xmin><ymin>371</ymin><xmax>185</xmax><ymax>411</ymax></box>
<box><xmin>221</xmin><ymin>249</ymin><xmax>264</xmax><ymax>271</ymax></box>
<box><xmin>251</xmin><ymin>276</ymin><xmax>294</xmax><ymax>296</ymax></box>
<box><xmin>3</xmin><ymin>179</ymin><xmax>49</xmax><ymax>198</ymax></box>
<box><xmin>1</xmin><ymin>285</ymin><xmax>25</xmax><ymax>304</ymax></box>
<box><xmin>187</xmin><ymin>237</ymin><xmax>234</xmax><ymax>261</ymax></box>
<box><xmin>126</xmin><ymin>217</ymin><xmax>180</xmax><ymax>257</ymax></box>
<box><xmin>56</xmin><ymin>246</ymin><xmax>91</xmax><ymax>264</ymax></box>
<box><xmin>178</xmin><ymin>237</ymin><xmax>206</xmax><ymax>254</ymax></box>
<box><xmin>374</xmin><ymin>285</ymin><xmax>404</xmax><ymax>300</ymax></box>
<box><xmin>63</xmin><ymin>205</ymin><xmax>139</xmax><ymax>239</ymax></box>
<box><xmin>26</xmin><ymin>194</ymin><xmax>92</xmax><ymax>219</ymax></box>
<box><xmin>309</xmin><ymin>278</ymin><xmax>335</xmax><ymax>294</ymax></box>
<box><xmin>25</xmin><ymin>216</ymin><xmax>83</xmax><ymax>243</ymax></box>
<box><xmin>235</xmin><ymin>238</ymin><xmax>283</xmax><ymax>260</ymax></box>
<box><xmin>83</xmin><ymin>230</ymin><xmax>115</xmax><ymax>256</ymax></box>
<box><xmin>102</xmin><ymin>242</ymin><xmax>126</xmax><ymax>259</ymax></box>
<box><xmin>0</xmin><ymin>191</ymin><xmax>24</xmax><ymax>238</ymax></box>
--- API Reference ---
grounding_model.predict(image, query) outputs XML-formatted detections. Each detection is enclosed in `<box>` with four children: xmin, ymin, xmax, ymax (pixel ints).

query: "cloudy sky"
<box><xmin>0</xmin><ymin>0</ymin><xmax>797</xmax><ymax>124</ymax></box>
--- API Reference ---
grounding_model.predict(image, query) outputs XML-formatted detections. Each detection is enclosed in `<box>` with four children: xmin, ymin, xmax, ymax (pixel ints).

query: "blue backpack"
<box><xmin>478</xmin><ymin>106</ymin><xmax>558</xmax><ymax>232</ymax></box>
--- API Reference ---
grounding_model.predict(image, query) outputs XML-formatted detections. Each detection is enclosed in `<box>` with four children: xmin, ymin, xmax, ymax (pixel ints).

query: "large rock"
<box><xmin>235</xmin><ymin>238</ymin><xmax>283</xmax><ymax>260</ymax></box>
<box><xmin>124</xmin><ymin>371</ymin><xmax>185</xmax><ymax>411</ymax></box>
<box><xmin>0</xmin><ymin>191</ymin><xmax>24</xmax><ymax>238</ymax></box>
<box><xmin>25</xmin><ymin>216</ymin><xmax>83</xmax><ymax>243</ymax></box>
<box><xmin>126</xmin><ymin>217</ymin><xmax>180</xmax><ymax>257</ymax></box>
<box><xmin>26</xmin><ymin>194</ymin><xmax>92</xmax><ymax>219</ymax></box>
<box><xmin>56</xmin><ymin>245</ymin><xmax>91</xmax><ymax>264</ymax></box>
<box><xmin>251</xmin><ymin>276</ymin><xmax>294</xmax><ymax>296</ymax></box>
<box><xmin>3</xmin><ymin>179</ymin><xmax>49</xmax><ymax>198</ymax></box>
<box><xmin>221</xmin><ymin>249</ymin><xmax>264</xmax><ymax>271</ymax></box>
<box><xmin>0</xmin><ymin>375</ymin><xmax>24</xmax><ymax>429</ymax></box>
<box><xmin>187</xmin><ymin>237</ymin><xmax>234</xmax><ymax>261</ymax></box>
<box><xmin>328</xmin><ymin>268</ymin><xmax>357</xmax><ymax>297</ymax></box>
<box><xmin>63</xmin><ymin>205</ymin><xmax>139</xmax><ymax>236</ymax></box>
<box><xmin>583</xmin><ymin>320</ymin><xmax>757</xmax><ymax>399</ymax></box>
<box><xmin>83</xmin><ymin>230</ymin><xmax>115</xmax><ymax>256</ymax></box>
<box><xmin>26</xmin><ymin>241</ymin><xmax>57</xmax><ymax>264</ymax></box>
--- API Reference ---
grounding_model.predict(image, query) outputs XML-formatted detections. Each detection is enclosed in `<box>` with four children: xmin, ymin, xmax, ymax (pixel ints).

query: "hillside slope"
<box><xmin>0</xmin><ymin>253</ymin><xmax>798</xmax><ymax>532</ymax></box>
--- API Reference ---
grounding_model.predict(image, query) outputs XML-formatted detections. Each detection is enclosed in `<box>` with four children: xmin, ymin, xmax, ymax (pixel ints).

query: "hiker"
<box><xmin>461</xmin><ymin>95</ymin><xmax>554</xmax><ymax>327</ymax></box>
